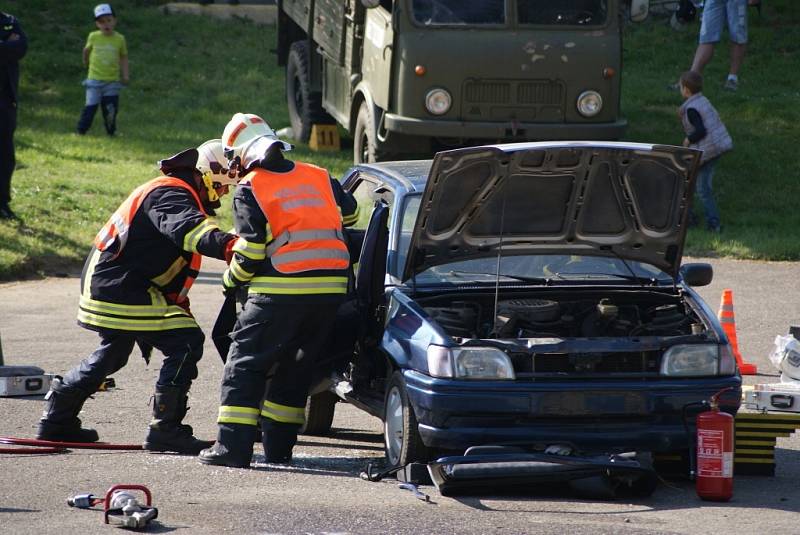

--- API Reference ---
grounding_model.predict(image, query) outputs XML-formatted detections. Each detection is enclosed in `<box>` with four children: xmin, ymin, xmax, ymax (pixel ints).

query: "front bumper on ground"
<box><xmin>384</xmin><ymin>114</ymin><xmax>628</xmax><ymax>140</ymax></box>
<box><xmin>403</xmin><ymin>370</ymin><xmax>741</xmax><ymax>453</ymax></box>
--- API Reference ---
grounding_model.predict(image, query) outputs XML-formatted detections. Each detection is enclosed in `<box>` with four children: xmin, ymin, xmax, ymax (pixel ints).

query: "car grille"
<box><xmin>462</xmin><ymin>79</ymin><xmax>565</xmax><ymax>124</ymax></box>
<box><xmin>509</xmin><ymin>351</ymin><xmax>663</xmax><ymax>379</ymax></box>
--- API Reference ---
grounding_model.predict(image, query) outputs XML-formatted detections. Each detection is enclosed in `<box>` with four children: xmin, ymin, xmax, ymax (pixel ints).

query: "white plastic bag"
<box><xmin>770</xmin><ymin>334</ymin><xmax>800</xmax><ymax>383</ymax></box>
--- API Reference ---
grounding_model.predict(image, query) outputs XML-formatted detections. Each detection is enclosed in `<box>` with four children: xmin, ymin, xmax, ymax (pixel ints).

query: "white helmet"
<box><xmin>196</xmin><ymin>139</ymin><xmax>238</xmax><ymax>186</ymax></box>
<box><xmin>239</xmin><ymin>134</ymin><xmax>293</xmax><ymax>171</ymax></box>
<box><xmin>222</xmin><ymin>113</ymin><xmax>277</xmax><ymax>160</ymax></box>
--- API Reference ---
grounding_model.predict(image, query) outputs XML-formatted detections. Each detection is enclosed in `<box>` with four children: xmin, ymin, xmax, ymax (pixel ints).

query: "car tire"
<box><xmin>383</xmin><ymin>371</ymin><xmax>430</xmax><ymax>467</ymax></box>
<box><xmin>286</xmin><ymin>40</ymin><xmax>332</xmax><ymax>143</ymax></box>
<box><xmin>299</xmin><ymin>391</ymin><xmax>338</xmax><ymax>436</ymax></box>
<box><xmin>354</xmin><ymin>101</ymin><xmax>379</xmax><ymax>164</ymax></box>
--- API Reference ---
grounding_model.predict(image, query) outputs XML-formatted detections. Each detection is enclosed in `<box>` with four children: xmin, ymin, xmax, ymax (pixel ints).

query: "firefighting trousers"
<box><xmin>216</xmin><ymin>297</ymin><xmax>340</xmax><ymax>460</ymax></box>
<box><xmin>61</xmin><ymin>327</ymin><xmax>205</xmax><ymax>395</ymax></box>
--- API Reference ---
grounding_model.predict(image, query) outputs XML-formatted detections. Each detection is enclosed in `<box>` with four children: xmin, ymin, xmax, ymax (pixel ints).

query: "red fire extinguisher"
<box><xmin>695</xmin><ymin>390</ymin><xmax>734</xmax><ymax>501</ymax></box>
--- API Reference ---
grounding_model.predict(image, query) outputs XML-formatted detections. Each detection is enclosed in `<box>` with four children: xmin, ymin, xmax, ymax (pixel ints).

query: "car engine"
<box><xmin>423</xmin><ymin>293</ymin><xmax>703</xmax><ymax>340</ymax></box>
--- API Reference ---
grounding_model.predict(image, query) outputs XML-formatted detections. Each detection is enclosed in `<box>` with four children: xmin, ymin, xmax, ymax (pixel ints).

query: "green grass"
<box><xmin>1</xmin><ymin>0</ymin><xmax>798</xmax><ymax>280</ymax></box>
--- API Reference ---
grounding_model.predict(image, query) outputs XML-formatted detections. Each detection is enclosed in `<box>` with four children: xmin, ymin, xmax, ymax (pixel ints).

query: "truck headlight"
<box><xmin>425</xmin><ymin>88</ymin><xmax>452</xmax><ymax>115</ymax></box>
<box><xmin>427</xmin><ymin>345</ymin><xmax>515</xmax><ymax>380</ymax></box>
<box><xmin>661</xmin><ymin>344</ymin><xmax>728</xmax><ymax>377</ymax></box>
<box><xmin>576</xmin><ymin>90</ymin><xmax>603</xmax><ymax>117</ymax></box>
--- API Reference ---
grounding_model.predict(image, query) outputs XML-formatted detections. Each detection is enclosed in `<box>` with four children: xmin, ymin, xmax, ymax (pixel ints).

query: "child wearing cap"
<box><xmin>76</xmin><ymin>4</ymin><xmax>128</xmax><ymax>136</ymax></box>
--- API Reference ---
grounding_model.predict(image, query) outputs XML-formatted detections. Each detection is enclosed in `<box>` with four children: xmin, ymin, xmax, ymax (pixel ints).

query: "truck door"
<box><xmin>361</xmin><ymin>3</ymin><xmax>394</xmax><ymax>111</ymax></box>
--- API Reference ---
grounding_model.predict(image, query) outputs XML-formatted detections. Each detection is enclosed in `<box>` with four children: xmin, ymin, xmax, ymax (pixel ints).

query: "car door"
<box><xmin>356</xmin><ymin>200</ymin><xmax>390</xmax><ymax>347</ymax></box>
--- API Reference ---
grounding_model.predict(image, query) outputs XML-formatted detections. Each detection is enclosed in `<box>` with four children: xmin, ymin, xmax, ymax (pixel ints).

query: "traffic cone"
<box><xmin>717</xmin><ymin>289</ymin><xmax>757</xmax><ymax>375</ymax></box>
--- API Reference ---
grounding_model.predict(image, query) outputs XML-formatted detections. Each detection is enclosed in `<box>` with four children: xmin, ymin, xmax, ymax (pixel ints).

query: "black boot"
<box><xmin>198</xmin><ymin>442</ymin><xmax>252</xmax><ymax>469</ymax></box>
<box><xmin>143</xmin><ymin>385</ymin><xmax>212</xmax><ymax>455</ymax></box>
<box><xmin>36</xmin><ymin>377</ymin><xmax>99</xmax><ymax>442</ymax></box>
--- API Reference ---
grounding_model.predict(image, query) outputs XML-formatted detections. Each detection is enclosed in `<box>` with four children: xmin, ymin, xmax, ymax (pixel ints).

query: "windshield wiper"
<box><xmin>552</xmin><ymin>272</ymin><xmax>661</xmax><ymax>285</ymax></box>
<box><xmin>447</xmin><ymin>270</ymin><xmax>548</xmax><ymax>284</ymax></box>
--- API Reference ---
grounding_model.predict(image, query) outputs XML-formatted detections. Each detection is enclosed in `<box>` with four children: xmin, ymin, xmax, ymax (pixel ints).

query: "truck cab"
<box><xmin>277</xmin><ymin>0</ymin><xmax>628</xmax><ymax>163</ymax></box>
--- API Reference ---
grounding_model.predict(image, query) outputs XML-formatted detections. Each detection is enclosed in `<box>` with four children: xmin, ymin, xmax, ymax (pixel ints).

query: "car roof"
<box><xmin>353</xmin><ymin>160</ymin><xmax>433</xmax><ymax>193</ymax></box>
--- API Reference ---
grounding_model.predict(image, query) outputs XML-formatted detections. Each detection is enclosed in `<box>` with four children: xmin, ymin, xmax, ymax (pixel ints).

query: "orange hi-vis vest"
<box><xmin>94</xmin><ymin>176</ymin><xmax>205</xmax><ymax>302</ymax></box>
<box><xmin>245</xmin><ymin>163</ymin><xmax>349</xmax><ymax>273</ymax></box>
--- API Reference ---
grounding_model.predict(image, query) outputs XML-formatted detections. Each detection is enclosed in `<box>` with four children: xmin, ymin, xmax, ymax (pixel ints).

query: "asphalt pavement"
<box><xmin>1</xmin><ymin>257</ymin><xmax>799</xmax><ymax>535</ymax></box>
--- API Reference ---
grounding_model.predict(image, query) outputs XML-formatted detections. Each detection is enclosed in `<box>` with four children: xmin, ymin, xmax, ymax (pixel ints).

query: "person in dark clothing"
<box><xmin>0</xmin><ymin>11</ymin><xmax>27</xmax><ymax>220</ymax></box>
<box><xmin>37</xmin><ymin>141</ymin><xmax>239</xmax><ymax>454</ymax></box>
<box><xmin>678</xmin><ymin>70</ymin><xmax>733</xmax><ymax>233</ymax></box>
<box><xmin>199</xmin><ymin>114</ymin><xmax>358</xmax><ymax>468</ymax></box>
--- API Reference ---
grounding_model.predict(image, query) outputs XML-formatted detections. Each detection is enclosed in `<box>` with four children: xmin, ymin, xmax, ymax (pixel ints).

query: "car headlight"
<box><xmin>576</xmin><ymin>90</ymin><xmax>603</xmax><ymax>117</ymax></box>
<box><xmin>427</xmin><ymin>345</ymin><xmax>515</xmax><ymax>380</ymax></box>
<box><xmin>425</xmin><ymin>88</ymin><xmax>452</xmax><ymax>115</ymax></box>
<box><xmin>661</xmin><ymin>344</ymin><xmax>733</xmax><ymax>377</ymax></box>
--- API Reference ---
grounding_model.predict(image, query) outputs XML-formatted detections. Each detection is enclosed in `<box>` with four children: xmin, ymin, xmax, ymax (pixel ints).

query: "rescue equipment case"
<box><xmin>744</xmin><ymin>383</ymin><xmax>800</xmax><ymax>413</ymax></box>
<box><xmin>0</xmin><ymin>366</ymin><xmax>53</xmax><ymax>397</ymax></box>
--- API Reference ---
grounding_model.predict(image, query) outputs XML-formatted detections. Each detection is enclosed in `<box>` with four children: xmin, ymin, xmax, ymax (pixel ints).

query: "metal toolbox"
<box><xmin>744</xmin><ymin>383</ymin><xmax>800</xmax><ymax>413</ymax></box>
<box><xmin>0</xmin><ymin>366</ymin><xmax>53</xmax><ymax>397</ymax></box>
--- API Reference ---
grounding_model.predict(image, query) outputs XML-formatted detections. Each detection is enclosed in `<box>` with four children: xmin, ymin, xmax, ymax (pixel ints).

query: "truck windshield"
<box><xmin>517</xmin><ymin>0</ymin><xmax>608</xmax><ymax>25</ymax></box>
<box><xmin>411</xmin><ymin>0</ymin><xmax>506</xmax><ymax>26</ymax></box>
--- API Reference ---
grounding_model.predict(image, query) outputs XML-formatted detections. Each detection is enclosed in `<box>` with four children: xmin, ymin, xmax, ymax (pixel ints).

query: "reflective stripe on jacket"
<box><xmin>244</xmin><ymin>162</ymin><xmax>350</xmax><ymax>276</ymax></box>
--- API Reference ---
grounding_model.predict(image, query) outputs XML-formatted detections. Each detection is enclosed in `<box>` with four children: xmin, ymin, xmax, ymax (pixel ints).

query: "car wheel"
<box><xmin>383</xmin><ymin>371</ymin><xmax>430</xmax><ymax>467</ymax></box>
<box><xmin>299</xmin><ymin>391</ymin><xmax>338</xmax><ymax>436</ymax></box>
<box><xmin>354</xmin><ymin>101</ymin><xmax>378</xmax><ymax>164</ymax></box>
<box><xmin>286</xmin><ymin>41</ymin><xmax>332</xmax><ymax>143</ymax></box>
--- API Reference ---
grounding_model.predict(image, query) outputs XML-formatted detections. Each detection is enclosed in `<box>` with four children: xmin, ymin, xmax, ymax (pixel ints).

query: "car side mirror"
<box><xmin>680</xmin><ymin>263</ymin><xmax>713</xmax><ymax>287</ymax></box>
<box><xmin>629</xmin><ymin>0</ymin><xmax>649</xmax><ymax>22</ymax></box>
<box><xmin>361</xmin><ymin>0</ymin><xmax>381</xmax><ymax>8</ymax></box>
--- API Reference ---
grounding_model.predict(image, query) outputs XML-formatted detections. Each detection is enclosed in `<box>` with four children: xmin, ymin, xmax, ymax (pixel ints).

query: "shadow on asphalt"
<box><xmin>296</xmin><ymin>438</ymin><xmax>383</xmax><ymax>452</ymax></box>
<box><xmin>249</xmin><ymin>454</ymin><xmax>370</xmax><ymax>477</ymax></box>
<box><xmin>327</xmin><ymin>428</ymin><xmax>383</xmax><ymax>443</ymax></box>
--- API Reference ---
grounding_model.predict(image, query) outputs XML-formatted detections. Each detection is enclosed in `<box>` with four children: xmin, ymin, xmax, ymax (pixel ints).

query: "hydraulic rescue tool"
<box><xmin>68</xmin><ymin>484</ymin><xmax>158</xmax><ymax>530</ymax></box>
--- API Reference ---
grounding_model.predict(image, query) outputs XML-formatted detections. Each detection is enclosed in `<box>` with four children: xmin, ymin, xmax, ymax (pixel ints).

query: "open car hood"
<box><xmin>403</xmin><ymin>142</ymin><xmax>701</xmax><ymax>281</ymax></box>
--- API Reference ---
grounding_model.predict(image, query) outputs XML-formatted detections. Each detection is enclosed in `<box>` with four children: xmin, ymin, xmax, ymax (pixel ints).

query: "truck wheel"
<box><xmin>300</xmin><ymin>391</ymin><xmax>338</xmax><ymax>436</ymax></box>
<box><xmin>286</xmin><ymin>41</ymin><xmax>331</xmax><ymax>143</ymax></box>
<box><xmin>354</xmin><ymin>102</ymin><xmax>378</xmax><ymax>164</ymax></box>
<box><xmin>383</xmin><ymin>371</ymin><xmax>430</xmax><ymax>467</ymax></box>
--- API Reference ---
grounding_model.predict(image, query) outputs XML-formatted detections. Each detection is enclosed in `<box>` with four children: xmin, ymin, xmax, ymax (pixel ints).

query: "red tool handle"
<box><xmin>103</xmin><ymin>484</ymin><xmax>152</xmax><ymax>524</ymax></box>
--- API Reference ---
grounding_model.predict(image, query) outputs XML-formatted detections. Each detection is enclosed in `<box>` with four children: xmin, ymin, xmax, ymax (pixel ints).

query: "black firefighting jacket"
<box><xmin>78</xmin><ymin>171</ymin><xmax>236</xmax><ymax>332</ymax></box>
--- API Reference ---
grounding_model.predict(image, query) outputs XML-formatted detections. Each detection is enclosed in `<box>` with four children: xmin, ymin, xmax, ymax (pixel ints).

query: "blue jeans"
<box><xmin>83</xmin><ymin>79</ymin><xmax>122</xmax><ymax>105</ymax></box>
<box><xmin>696</xmin><ymin>157</ymin><xmax>721</xmax><ymax>228</ymax></box>
<box><xmin>77</xmin><ymin>79</ymin><xmax>123</xmax><ymax>134</ymax></box>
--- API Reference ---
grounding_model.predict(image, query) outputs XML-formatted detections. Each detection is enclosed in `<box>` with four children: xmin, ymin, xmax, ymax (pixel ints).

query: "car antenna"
<box><xmin>491</xmin><ymin>172</ymin><xmax>510</xmax><ymax>337</ymax></box>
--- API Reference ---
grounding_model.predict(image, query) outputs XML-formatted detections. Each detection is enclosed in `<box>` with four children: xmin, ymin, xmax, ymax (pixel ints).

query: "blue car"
<box><xmin>306</xmin><ymin>141</ymin><xmax>741</xmax><ymax>471</ymax></box>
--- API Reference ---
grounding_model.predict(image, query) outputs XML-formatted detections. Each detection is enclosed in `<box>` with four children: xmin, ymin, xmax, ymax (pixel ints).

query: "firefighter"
<box><xmin>37</xmin><ymin>140</ymin><xmax>239</xmax><ymax>454</ymax></box>
<box><xmin>198</xmin><ymin>113</ymin><xmax>358</xmax><ymax>468</ymax></box>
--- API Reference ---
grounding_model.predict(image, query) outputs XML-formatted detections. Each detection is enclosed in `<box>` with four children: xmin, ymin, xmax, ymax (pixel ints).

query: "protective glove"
<box><xmin>224</xmin><ymin>237</ymin><xmax>237</xmax><ymax>265</ymax></box>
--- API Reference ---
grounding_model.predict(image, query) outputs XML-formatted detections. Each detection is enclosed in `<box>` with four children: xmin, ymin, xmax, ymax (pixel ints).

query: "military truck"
<box><xmin>277</xmin><ymin>0</ymin><xmax>630</xmax><ymax>163</ymax></box>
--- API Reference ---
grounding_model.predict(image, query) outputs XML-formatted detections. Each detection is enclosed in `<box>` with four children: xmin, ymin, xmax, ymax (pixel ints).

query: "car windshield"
<box><xmin>410</xmin><ymin>0</ymin><xmax>506</xmax><ymax>26</ymax></box>
<box><xmin>517</xmin><ymin>0</ymin><xmax>608</xmax><ymax>26</ymax></box>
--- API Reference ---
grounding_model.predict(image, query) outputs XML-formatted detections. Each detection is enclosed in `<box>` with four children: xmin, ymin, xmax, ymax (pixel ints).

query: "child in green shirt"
<box><xmin>77</xmin><ymin>4</ymin><xmax>128</xmax><ymax>136</ymax></box>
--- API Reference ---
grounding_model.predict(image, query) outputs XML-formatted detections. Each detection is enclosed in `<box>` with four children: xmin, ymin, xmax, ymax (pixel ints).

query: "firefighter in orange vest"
<box><xmin>199</xmin><ymin>114</ymin><xmax>358</xmax><ymax>468</ymax></box>
<box><xmin>37</xmin><ymin>141</ymin><xmax>238</xmax><ymax>454</ymax></box>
